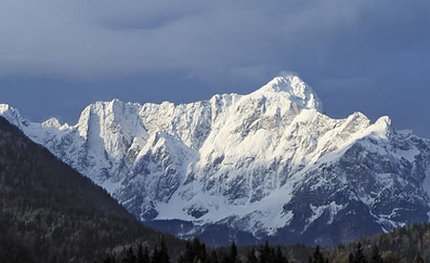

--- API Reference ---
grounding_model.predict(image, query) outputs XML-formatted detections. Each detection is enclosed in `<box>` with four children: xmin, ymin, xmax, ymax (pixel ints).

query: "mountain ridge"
<box><xmin>1</xmin><ymin>75</ymin><xmax>430</xmax><ymax>246</ymax></box>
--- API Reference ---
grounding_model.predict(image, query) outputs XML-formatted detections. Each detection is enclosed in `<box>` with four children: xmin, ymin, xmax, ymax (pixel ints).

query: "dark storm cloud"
<box><xmin>0</xmin><ymin>0</ymin><xmax>377</xmax><ymax>80</ymax></box>
<box><xmin>1</xmin><ymin>0</ymin><xmax>430</xmax><ymax>136</ymax></box>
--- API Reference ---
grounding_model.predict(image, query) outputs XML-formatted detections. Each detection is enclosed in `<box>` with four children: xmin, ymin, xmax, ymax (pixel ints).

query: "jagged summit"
<box><xmin>254</xmin><ymin>75</ymin><xmax>324</xmax><ymax>112</ymax></box>
<box><xmin>0</xmin><ymin>103</ymin><xmax>23</xmax><ymax>127</ymax></box>
<box><xmin>42</xmin><ymin>117</ymin><xmax>63</xmax><ymax>129</ymax></box>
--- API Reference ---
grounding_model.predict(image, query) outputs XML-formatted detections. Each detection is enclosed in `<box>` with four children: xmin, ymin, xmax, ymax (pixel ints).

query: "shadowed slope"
<box><xmin>0</xmin><ymin>116</ymin><xmax>183</xmax><ymax>263</ymax></box>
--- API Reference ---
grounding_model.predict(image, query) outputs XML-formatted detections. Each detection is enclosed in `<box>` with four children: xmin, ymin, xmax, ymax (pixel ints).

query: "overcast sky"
<box><xmin>1</xmin><ymin>1</ymin><xmax>430</xmax><ymax>137</ymax></box>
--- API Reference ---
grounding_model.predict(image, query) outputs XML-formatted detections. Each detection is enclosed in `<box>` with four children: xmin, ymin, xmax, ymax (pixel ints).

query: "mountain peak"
<box><xmin>42</xmin><ymin>117</ymin><xmax>63</xmax><ymax>129</ymax></box>
<box><xmin>0</xmin><ymin>103</ymin><xmax>25</xmax><ymax>127</ymax></box>
<box><xmin>370</xmin><ymin>116</ymin><xmax>393</xmax><ymax>139</ymax></box>
<box><xmin>255</xmin><ymin>75</ymin><xmax>324</xmax><ymax>112</ymax></box>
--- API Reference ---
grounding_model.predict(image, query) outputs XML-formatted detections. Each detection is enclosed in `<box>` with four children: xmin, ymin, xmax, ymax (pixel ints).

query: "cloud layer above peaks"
<box><xmin>1</xmin><ymin>0</ymin><xmax>428</xmax><ymax>82</ymax></box>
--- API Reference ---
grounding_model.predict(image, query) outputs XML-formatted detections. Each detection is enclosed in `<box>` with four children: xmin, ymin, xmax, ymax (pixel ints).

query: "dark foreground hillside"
<box><xmin>0</xmin><ymin>117</ymin><xmax>183</xmax><ymax>263</ymax></box>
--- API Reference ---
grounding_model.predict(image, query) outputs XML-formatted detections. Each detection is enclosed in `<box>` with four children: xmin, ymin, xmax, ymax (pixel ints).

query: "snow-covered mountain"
<box><xmin>2</xmin><ymin>75</ymin><xmax>430</xmax><ymax>246</ymax></box>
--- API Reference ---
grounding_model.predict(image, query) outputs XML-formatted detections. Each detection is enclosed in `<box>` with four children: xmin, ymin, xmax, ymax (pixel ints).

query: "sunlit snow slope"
<box><xmin>2</xmin><ymin>75</ymin><xmax>430</xmax><ymax>246</ymax></box>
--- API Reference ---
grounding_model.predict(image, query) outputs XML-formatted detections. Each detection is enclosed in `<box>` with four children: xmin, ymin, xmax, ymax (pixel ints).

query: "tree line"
<box><xmin>101</xmin><ymin>222</ymin><xmax>430</xmax><ymax>263</ymax></box>
<box><xmin>102</xmin><ymin>238</ymin><xmax>289</xmax><ymax>263</ymax></box>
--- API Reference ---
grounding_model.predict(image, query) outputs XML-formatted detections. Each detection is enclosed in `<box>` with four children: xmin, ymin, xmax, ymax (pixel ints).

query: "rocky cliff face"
<box><xmin>2</xmin><ymin>75</ymin><xmax>430</xmax><ymax>246</ymax></box>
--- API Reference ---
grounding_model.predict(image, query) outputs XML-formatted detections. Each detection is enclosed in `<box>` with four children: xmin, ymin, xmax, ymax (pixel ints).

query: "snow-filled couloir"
<box><xmin>2</xmin><ymin>75</ymin><xmax>430</xmax><ymax>246</ymax></box>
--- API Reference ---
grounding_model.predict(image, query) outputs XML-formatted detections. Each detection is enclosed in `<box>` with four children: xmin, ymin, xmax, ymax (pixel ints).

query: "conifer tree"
<box><xmin>104</xmin><ymin>254</ymin><xmax>116</xmax><ymax>263</ymax></box>
<box><xmin>152</xmin><ymin>237</ymin><xmax>170</xmax><ymax>263</ymax></box>
<box><xmin>229</xmin><ymin>241</ymin><xmax>239</xmax><ymax>263</ymax></box>
<box><xmin>137</xmin><ymin>243</ymin><xmax>149</xmax><ymax>263</ymax></box>
<box><xmin>151</xmin><ymin>245</ymin><xmax>159</xmax><ymax>263</ymax></box>
<box><xmin>160</xmin><ymin>237</ymin><xmax>170</xmax><ymax>263</ymax></box>
<box><xmin>369</xmin><ymin>245</ymin><xmax>382</xmax><ymax>263</ymax></box>
<box><xmin>309</xmin><ymin>246</ymin><xmax>325</xmax><ymax>263</ymax></box>
<box><xmin>207</xmin><ymin>249</ymin><xmax>219</xmax><ymax>263</ymax></box>
<box><xmin>122</xmin><ymin>246</ymin><xmax>136</xmax><ymax>263</ymax></box>
<box><xmin>179</xmin><ymin>238</ymin><xmax>207</xmax><ymax>263</ymax></box>
<box><xmin>246</xmin><ymin>248</ymin><xmax>258</xmax><ymax>263</ymax></box>
<box><xmin>259</xmin><ymin>241</ymin><xmax>274</xmax><ymax>263</ymax></box>
<box><xmin>380</xmin><ymin>251</ymin><xmax>402</xmax><ymax>263</ymax></box>
<box><xmin>353</xmin><ymin>243</ymin><xmax>367</xmax><ymax>263</ymax></box>
<box><xmin>413</xmin><ymin>254</ymin><xmax>424</xmax><ymax>263</ymax></box>
<box><xmin>275</xmin><ymin>246</ymin><xmax>288</xmax><ymax>263</ymax></box>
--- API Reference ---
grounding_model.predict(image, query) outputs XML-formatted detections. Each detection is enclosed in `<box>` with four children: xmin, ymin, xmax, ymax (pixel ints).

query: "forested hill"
<box><xmin>0</xmin><ymin>116</ymin><xmax>183</xmax><ymax>263</ymax></box>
